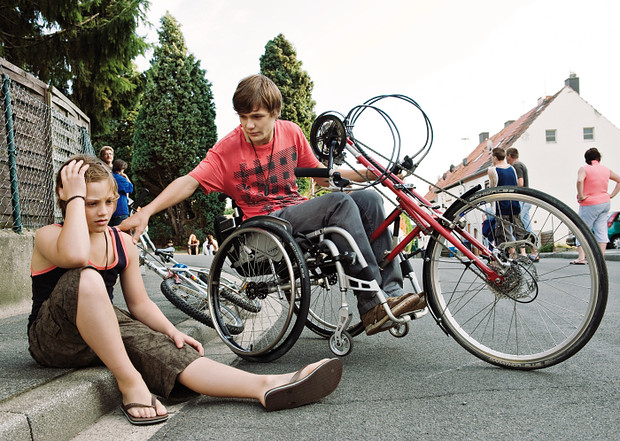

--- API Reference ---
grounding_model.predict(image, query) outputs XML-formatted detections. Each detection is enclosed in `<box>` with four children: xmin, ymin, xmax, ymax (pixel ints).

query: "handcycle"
<box><xmin>131</xmin><ymin>194</ymin><xmax>259</xmax><ymax>334</ymax></box>
<box><xmin>206</xmin><ymin>94</ymin><xmax>607</xmax><ymax>370</ymax></box>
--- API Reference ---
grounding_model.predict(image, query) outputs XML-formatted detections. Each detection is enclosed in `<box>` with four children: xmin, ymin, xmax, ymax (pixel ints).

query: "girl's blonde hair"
<box><xmin>56</xmin><ymin>154</ymin><xmax>118</xmax><ymax>217</ymax></box>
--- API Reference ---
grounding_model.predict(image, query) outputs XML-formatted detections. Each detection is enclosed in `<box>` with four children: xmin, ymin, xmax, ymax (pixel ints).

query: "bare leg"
<box><xmin>576</xmin><ymin>245</ymin><xmax>586</xmax><ymax>262</ymax></box>
<box><xmin>576</xmin><ymin>243</ymin><xmax>606</xmax><ymax>262</ymax></box>
<box><xmin>177</xmin><ymin>358</ymin><xmax>331</xmax><ymax>407</ymax></box>
<box><xmin>75</xmin><ymin>268</ymin><xmax>165</xmax><ymax>419</ymax></box>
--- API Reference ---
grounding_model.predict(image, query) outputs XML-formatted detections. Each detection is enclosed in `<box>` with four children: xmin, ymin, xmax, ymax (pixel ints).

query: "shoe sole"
<box><xmin>364</xmin><ymin>296</ymin><xmax>426</xmax><ymax>336</ymax></box>
<box><xmin>264</xmin><ymin>358</ymin><xmax>343</xmax><ymax>411</ymax></box>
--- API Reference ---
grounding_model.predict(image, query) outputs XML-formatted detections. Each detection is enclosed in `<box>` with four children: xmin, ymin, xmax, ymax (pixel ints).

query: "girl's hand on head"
<box><xmin>59</xmin><ymin>159</ymin><xmax>89</xmax><ymax>201</ymax></box>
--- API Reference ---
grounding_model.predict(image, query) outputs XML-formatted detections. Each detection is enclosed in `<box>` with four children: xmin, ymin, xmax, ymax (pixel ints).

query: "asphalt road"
<box><xmin>72</xmin><ymin>256</ymin><xmax>620</xmax><ymax>441</ymax></box>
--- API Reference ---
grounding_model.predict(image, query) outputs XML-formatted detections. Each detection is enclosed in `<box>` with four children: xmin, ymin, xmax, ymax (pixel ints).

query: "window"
<box><xmin>583</xmin><ymin>127</ymin><xmax>594</xmax><ymax>140</ymax></box>
<box><xmin>545</xmin><ymin>129</ymin><xmax>556</xmax><ymax>142</ymax></box>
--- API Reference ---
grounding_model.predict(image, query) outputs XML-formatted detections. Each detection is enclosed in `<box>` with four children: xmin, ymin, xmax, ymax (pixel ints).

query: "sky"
<box><xmin>135</xmin><ymin>0</ymin><xmax>620</xmax><ymax>187</ymax></box>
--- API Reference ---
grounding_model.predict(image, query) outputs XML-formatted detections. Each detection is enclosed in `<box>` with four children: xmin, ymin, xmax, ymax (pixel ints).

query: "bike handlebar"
<box><xmin>294</xmin><ymin>168</ymin><xmax>330</xmax><ymax>178</ymax></box>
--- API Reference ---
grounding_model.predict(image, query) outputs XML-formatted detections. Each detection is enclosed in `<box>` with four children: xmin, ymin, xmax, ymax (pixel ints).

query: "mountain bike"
<box><xmin>132</xmin><ymin>195</ymin><xmax>259</xmax><ymax>334</ymax></box>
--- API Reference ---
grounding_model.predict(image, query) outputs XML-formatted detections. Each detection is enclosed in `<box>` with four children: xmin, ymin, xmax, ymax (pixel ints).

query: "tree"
<box><xmin>0</xmin><ymin>0</ymin><xmax>149</xmax><ymax>135</ymax></box>
<box><xmin>92</xmin><ymin>64</ymin><xmax>146</xmax><ymax>167</ymax></box>
<box><xmin>260</xmin><ymin>34</ymin><xmax>316</xmax><ymax>195</ymax></box>
<box><xmin>260</xmin><ymin>34</ymin><xmax>316</xmax><ymax>138</ymax></box>
<box><xmin>132</xmin><ymin>13</ymin><xmax>221</xmax><ymax>246</ymax></box>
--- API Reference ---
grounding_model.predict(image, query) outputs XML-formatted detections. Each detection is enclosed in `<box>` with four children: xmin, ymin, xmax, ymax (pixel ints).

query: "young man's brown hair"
<box><xmin>506</xmin><ymin>147</ymin><xmax>519</xmax><ymax>159</ymax></box>
<box><xmin>492</xmin><ymin>147</ymin><xmax>506</xmax><ymax>161</ymax></box>
<box><xmin>232</xmin><ymin>74</ymin><xmax>282</xmax><ymax>117</ymax></box>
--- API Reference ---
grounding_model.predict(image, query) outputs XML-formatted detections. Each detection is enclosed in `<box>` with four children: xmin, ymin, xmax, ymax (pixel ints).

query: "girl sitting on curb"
<box><xmin>27</xmin><ymin>154</ymin><xmax>342</xmax><ymax>426</ymax></box>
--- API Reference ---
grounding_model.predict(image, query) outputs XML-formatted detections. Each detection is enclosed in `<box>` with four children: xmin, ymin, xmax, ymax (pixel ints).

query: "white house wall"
<box><xmin>514</xmin><ymin>86</ymin><xmax>620</xmax><ymax>214</ymax></box>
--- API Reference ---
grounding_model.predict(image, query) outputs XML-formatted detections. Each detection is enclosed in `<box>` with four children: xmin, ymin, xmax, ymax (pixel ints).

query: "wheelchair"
<box><xmin>206</xmin><ymin>97</ymin><xmax>429</xmax><ymax>363</ymax></box>
<box><xmin>206</xmin><ymin>191</ymin><xmax>426</xmax><ymax>362</ymax></box>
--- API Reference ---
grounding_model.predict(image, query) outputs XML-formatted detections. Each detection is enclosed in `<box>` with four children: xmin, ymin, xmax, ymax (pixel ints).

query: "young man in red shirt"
<box><xmin>121</xmin><ymin>74</ymin><xmax>425</xmax><ymax>335</ymax></box>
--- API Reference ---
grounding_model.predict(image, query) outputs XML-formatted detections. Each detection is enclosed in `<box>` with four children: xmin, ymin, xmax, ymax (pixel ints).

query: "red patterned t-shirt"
<box><xmin>189</xmin><ymin>120</ymin><xmax>320</xmax><ymax>218</ymax></box>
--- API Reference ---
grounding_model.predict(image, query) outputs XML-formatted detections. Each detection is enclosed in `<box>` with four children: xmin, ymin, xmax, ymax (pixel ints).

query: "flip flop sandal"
<box><xmin>121</xmin><ymin>395</ymin><xmax>169</xmax><ymax>426</ymax></box>
<box><xmin>569</xmin><ymin>260</ymin><xmax>586</xmax><ymax>265</ymax></box>
<box><xmin>264</xmin><ymin>358</ymin><xmax>343</xmax><ymax>412</ymax></box>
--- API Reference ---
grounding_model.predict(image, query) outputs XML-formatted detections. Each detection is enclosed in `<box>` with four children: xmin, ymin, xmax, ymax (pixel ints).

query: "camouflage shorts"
<box><xmin>28</xmin><ymin>267</ymin><xmax>202</xmax><ymax>398</ymax></box>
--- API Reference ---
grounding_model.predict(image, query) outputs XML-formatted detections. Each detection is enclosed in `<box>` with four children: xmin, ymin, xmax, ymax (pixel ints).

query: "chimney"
<box><xmin>479</xmin><ymin>132</ymin><xmax>489</xmax><ymax>144</ymax></box>
<box><xmin>565</xmin><ymin>73</ymin><xmax>580</xmax><ymax>94</ymax></box>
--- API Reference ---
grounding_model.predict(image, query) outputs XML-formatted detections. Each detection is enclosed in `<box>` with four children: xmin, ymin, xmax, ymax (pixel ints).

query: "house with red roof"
<box><xmin>426</xmin><ymin>75</ymin><xmax>620</xmax><ymax>221</ymax></box>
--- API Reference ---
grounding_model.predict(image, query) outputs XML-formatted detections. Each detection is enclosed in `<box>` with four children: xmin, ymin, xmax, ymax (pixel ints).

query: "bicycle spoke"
<box><xmin>424</xmin><ymin>186</ymin><xmax>607</xmax><ymax>369</ymax></box>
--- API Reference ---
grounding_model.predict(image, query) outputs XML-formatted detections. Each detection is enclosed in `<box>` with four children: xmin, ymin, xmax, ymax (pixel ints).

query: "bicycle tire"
<box><xmin>160</xmin><ymin>278</ymin><xmax>244</xmax><ymax>334</ymax></box>
<box><xmin>197</xmin><ymin>271</ymin><xmax>261</xmax><ymax>313</ymax></box>
<box><xmin>303</xmin><ymin>271</ymin><xmax>364</xmax><ymax>338</ymax></box>
<box><xmin>423</xmin><ymin>186</ymin><xmax>608</xmax><ymax>370</ymax></box>
<box><xmin>208</xmin><ymin>220</ymin><xmax>310</xmax><ymax>362</ymax></box>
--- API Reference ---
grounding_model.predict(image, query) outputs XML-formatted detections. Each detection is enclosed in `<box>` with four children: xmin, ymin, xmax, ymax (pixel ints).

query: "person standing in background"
<box><xmin>488</xmin><ymin>147</ymin><xmax>528</xmax><ymax>258</ymax></box>
<box><xmin>573</xmin><ymin>147</ymin><xmax>620</xmax><ymax>264</ymax></box>
<box><xmin>506</xmin><ymin>147</ymin><xmax>539</xmax><ymax>262</ymax></box>
<box><xmin>99</xmin><ymin>146</ymin><xmax>114</xmax><ymax>168</ymax></box>
<box><xmin>110</xmin><ymin>159</ymin><xmax>134</xmax><ymax>227</ymax></box>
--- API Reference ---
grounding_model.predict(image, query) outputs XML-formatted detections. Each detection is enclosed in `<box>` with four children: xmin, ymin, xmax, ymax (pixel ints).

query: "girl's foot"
<box><xmin>261</xmin><ymin>358</ymin><xmax>343</xmax><ymax>411</ymax></box>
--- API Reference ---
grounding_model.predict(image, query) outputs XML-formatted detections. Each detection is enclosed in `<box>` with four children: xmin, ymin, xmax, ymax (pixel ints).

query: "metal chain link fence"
<box><xmin>1</xmin><ymin>61</ymin><xmax>94</xmax><ymax>233</ymax></box>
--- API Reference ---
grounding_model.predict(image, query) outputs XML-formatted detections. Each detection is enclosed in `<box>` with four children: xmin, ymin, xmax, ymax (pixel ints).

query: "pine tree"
<box><xmin>0</xmin><ymin>0</ymin><xmax>149</xmax><ymax>135</ymax></box>
<box><xmin>132</xmin><ymin>13</ymin><xmax>221</xmax><ymax>245</ymax></box>
<box><xmin>260</xmin><ymin>34</ymin><xmax>316</xmax><ymax>195</ymax></box>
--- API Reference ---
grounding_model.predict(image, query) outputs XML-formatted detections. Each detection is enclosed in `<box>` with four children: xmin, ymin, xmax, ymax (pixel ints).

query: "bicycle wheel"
<box><xmin>303</xmin><ymin>270</ymin><xmax>363</xmax><ymax>338</ymax></box>
<box><xmin>208</xmin><ymin>220</ymin><xmax>310</xmax><ymax>362</ymax></box>
<box><xmin>160</xmin><ymin>278</ymin><xmax>244</xmax><ymax>334</ymax></box>
<box><xmin>197</xmin><ymin>271</ymin><xmax>261</xmax><ymax>313</ymax></box>
<box><xmin>423</xmin><ymin>186</ymin><xmax>608</xmax><ymax>370</ymax></box>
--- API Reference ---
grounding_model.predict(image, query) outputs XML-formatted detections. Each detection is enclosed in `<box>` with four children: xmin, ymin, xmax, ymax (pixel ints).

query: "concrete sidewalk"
<box><xmin>1</xmin><ymin>251</ymin><xmax>618</xmax><ymax>441</ymax></box>
<box><xmin>0</xmin><ymin>254</ymin><xmax>221</xmax><ymax>441</ymax></box>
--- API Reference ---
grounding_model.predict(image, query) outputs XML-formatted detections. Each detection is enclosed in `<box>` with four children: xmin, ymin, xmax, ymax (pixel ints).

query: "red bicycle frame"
<box><xmin>352</xmin><ymin>145</ymin><xmax>500</xmax><ymax>283</ymax></box>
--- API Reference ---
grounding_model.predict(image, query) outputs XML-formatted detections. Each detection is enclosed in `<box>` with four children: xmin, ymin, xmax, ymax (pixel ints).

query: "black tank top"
<box><xmin>29</xmin><ymin>226</ymin><xmax>128</xmax><ymax>329</ymax></box>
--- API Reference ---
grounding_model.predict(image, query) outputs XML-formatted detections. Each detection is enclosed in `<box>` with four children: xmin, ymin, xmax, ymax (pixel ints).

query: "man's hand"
<box><xmin>119</xmin><ymin>210</ymin><xmax>150</xmax><ymax>244</ymax></box>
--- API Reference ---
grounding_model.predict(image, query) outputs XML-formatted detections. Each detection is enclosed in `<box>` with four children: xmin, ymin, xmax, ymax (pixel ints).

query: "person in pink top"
<box><xmin>573</xmin><ymin>147</ymin><xmax>620</xmax><ymax>264</ymax></box>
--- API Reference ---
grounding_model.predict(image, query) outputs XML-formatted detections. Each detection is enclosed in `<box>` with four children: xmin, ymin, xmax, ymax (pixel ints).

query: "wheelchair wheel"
<box><xmin>208</xmin><ymin>221</ymin><xmax>310</xmax><ymax>362</ymax></box>
<box><xmin>423</xmin><ymin>186</ymin><xmax>608</xmax><ymax>370</ymax></box>
<box><xmin>303</xmin><ymin>272</ymin><xmax>364</xmax><ymax>338</ymax></box>
<box><xmin>329</xmin><ymin>330</ymin><xmax>353</xmax><ymax>357</ymax></box>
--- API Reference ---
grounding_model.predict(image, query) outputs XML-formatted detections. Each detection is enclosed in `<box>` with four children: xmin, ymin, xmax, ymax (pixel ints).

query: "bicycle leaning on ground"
<box><xmin>131</xmin><ymin>194</ymin><xmax>260</xmax><ymax>335</ymax></box>
<box><xmin>206</xmin><ymin>94</ymin><xmax>608</xmax><ymax>370</ymax></box>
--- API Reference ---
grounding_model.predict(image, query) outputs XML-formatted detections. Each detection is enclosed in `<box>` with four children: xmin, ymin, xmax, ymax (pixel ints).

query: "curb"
<box><xmin>0</xmin><ymin>320</ymin><xmax>218</xmax><ymax>441</ymax></box>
